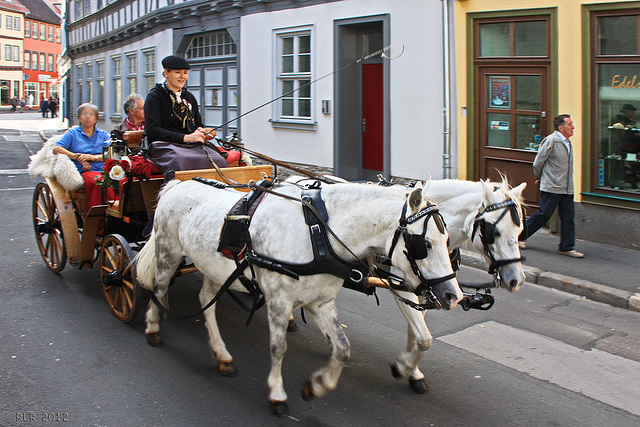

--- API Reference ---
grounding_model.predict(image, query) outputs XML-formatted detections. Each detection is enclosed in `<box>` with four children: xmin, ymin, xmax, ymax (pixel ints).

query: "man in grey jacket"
<box><xmin>520</xmin><ymin>114</ymin><xmax>584</xmax><ymax>258</ymax></box>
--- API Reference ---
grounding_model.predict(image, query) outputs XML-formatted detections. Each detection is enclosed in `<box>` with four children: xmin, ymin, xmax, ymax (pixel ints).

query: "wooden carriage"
<box><xmin>32</xmin><ymin>146</ymin><xmax>272</xmax><ymax>323</ymax></box>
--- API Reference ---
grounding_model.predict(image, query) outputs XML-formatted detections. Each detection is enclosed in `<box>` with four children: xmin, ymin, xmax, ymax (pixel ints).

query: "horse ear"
<box><xmin>408</xmin><ymin>187</ymin><xmax>423</xmax><ymax>213</ymax></box>
<box><xmin>509</xmin><ymin>182</ymin><xmax>527</xmax><ymax>198</ymax></box>
<box><xmin>480</xmin><ymin>180</ymin><xmax>498</xmax><ymax>203</ymax></box>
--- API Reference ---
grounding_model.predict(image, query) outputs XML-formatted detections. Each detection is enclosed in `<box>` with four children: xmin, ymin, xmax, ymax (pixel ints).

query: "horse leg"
<box><xmin>287</xmin><ymin>313</ymin><xmax>298</xmax><ymax>332</ymax></box>
<box><xmin>199</xmin><ymin>277</ymin><xmax>236</xmax><ymax>377</ymax></box>
<box><xmin>390</xmin><ymin>294</ymin><xmax>433</xmax><ymax>394</ymax></box>
<box><xmin>144</xmin><ymin>243</ymin><xmax>183</xmax><ymax>347</ymax></box>
<box><xmin>300</xmin><ymin>299</ymin><xmax>350</xmax><ymax>400</ymax></box>
<box><xmin>265</xmin><ymin>296</ymin><xmax>293</xmax><ymax>417</ymax></box>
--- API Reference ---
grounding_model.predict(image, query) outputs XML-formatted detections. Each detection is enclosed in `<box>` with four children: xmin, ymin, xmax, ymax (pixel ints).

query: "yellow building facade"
<box><xmin>0</xmin><ymin>5</ymin><xmax>26</xmax><ymax>104</ymax></box>
<box><xmin>454</xmin><ymin>0</ymin><xmax>640</xmax><ymax>247</ymax></box>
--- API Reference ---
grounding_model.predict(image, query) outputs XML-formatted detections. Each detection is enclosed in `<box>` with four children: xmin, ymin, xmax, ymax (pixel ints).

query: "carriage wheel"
<box><xmin>32</xmin><ymin>182</ymin><xmax>67</xmax><ymax>272</ymax></box>
<box><xmin>99</xmin><ymin>234</ymin><xmax>146</xmax><ymax>323</ymax></box>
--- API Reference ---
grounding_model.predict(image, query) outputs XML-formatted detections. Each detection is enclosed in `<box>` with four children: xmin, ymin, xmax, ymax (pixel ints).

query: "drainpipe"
<box><xmin>441</xmin><ymin>0</ymin><xmax>452</xmax><ymax>179</ymax></box>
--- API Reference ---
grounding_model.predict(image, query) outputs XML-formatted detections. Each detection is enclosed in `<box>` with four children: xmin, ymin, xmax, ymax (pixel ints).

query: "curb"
<box><xmin>460</xmin><ymin>250</ymin><xmax>640</xmax><ymax>312</ymax></box>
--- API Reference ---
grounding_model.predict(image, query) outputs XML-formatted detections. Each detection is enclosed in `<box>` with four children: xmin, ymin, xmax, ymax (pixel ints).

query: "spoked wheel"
<box><xmin>32</xmin><ymin>182</ymin><xmax>67</xmax><ymax>272</ymax></box>
<box><xmin>99</xmin><ymin>234</ymin><xmax>146</xmax><ymax>323</ymax></box>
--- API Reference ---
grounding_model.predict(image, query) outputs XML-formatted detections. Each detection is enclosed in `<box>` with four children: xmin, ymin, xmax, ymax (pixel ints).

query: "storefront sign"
<box><xmin>38</xmin><ymin>75</ymin><xmax>51</xmax><ymax>82</ymax></box>
<box><xmin>611</xmin><ymin>74</ymin><xmax>640</xmax><ymax>89</ymax></box>
<box><xmin>489</xmin><ymin>76</ymin><xmax>510</xmax><ymax>108</ymax></box>
<box><xmin>490</xmin><ymin>120</ymin><xmax>509</xmax><ymax>130</ymax></box>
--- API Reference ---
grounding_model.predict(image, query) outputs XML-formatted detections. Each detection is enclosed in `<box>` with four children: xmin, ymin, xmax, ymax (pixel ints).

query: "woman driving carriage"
<box><xmin>52</xmin><ymin>103</ymin><xmax>114</xmax><ymax>209</ymax></box>
<box><xmin>144</xmin><ymin>55</ymin><xmax>227</xmax><ymax>180</ymax></box>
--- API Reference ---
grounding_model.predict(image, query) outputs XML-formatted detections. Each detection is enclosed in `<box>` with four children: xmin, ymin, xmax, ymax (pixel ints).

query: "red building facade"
<box><xmin>20</xmin><ymin>0</ymin><xmax>60</xmax><ymax>107</ymax></box>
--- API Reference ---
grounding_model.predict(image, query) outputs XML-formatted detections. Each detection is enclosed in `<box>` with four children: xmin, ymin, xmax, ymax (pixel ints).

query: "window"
<box><xmin>144</xmin><ymin>50</ymin><xmax>155</xmax><ymax>93</ymax></box>
<box><xmin>6</xmin><ymin>15</ymin><xmax>12</xmax><ymax>30</ymax></box>
<box><xmin>25</xmin><ymin>20</ymin><xmax>30</xmax><ymax>37</ymax></box>
<box><xmin>83</xmin><ymin>0</ymin><xmax>90</xmax><ymax>17</ymax></box>
<box><xmin>40</xmin><ymin>24</ymin><xmax>45</xmax><ymax>40</ymax></box>
<box><xmin>56</xmin><ymin>27</ymin><xmax>61</xmax><ymax>43</ymax></box>
<box><xmin>14</xmin><ymin>17</ymin><xmax>20</xmax><ymax>32</ymax></box>
<box><xmin>275</xmin><ymin>31</ymin><xmax>312</xmax><ymax>121</ymax></box>
<box><xmin>85</xmin><ymin>62</ymin><xmax>93</xmax><ymax>104</ymax></box>
<box><xmin>13</xmin><ymin>46</ymin><xmax>19</xmax><ymax>62</ymax></box>
<box><xmin>75</xmin><ymin>64</ymin><xmax>83</xmax><ymax>106</ymax></box>
<box><xmin>5</xmin><ymin>45</ymin><xmax>11</xmax><ymax>61</ymax></box>
<box><xmin>24</xmin><ymin>51</ymin><xmax>30</xmax><ymax>70</ymax></box>
<box><xmin>113</xmin><ymin>56</ymin><xmax>122</xmax><ymax>115</ymax></box>
<box><xmin>592</xmin><ymin>12</ymin><xmax>640</xmax><ymax>196</ymax></box>
<box><xmin>48</xmin><ymin>25</ymin><xmax>53</xmax><ymax>42</ymax></box>
<box><xmin>48</xmin><ymin>54</ymin><xmax>54</xmax><ymax>72</ymax></box>
<box><xmin>479</xmin><ymin>20</ymin><xmax>548</xmax><ymax>57</ymax></box>
<box><xmin>40</xmin><ymin>52</ymin><xmax>46</xmax><ymax>71</ymax></box>
<box><xmin>32</xmin><ymin>22</ymin><xmax>38</xmax><ymax>38</ymax></box>
<box><xmin>32</xmin><ymin>52</ymin><xmax>38</xmax><ymax>70</ymax></box>
<box><xmin>127</xmin><ymin>54</ymin><xmax>137</xmax><ymax>94</ymax></box>
<box><xmin>96</xmin><ymin>60</ymin><xmax>104</xmax><ymax>111</ymax></box>
<box><xmin>185</xmin><ymin>30</ymin><xmax>237</xmax><ymax>59</ymax></box>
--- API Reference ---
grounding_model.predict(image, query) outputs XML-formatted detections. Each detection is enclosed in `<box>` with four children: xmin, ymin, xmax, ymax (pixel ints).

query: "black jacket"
<box><xmin>144</xmin><ymin>84</ymin><xmax>203</xmax><ymax>144</ymax></box>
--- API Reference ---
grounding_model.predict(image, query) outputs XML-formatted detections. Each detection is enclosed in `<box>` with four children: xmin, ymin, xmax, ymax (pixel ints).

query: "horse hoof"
<box><xmin>218</xmin><ymin>361</ymin><xmax>238</xmax><ymax>377</ymax></box>
<box><xmin>269</xmin><ymin>400</ymin><xmax>290</xmax><ymax>417</ymax></box>
<box><xmin>146</xmin><ymin>333</ymin><xmax>163</xmax><ymax>347</ymax></box>
<box><xmin>390</xmin><ymin>363</ymin><xmax>402</xmax><ymax>379</ymax></box>
<box><xmin>287</xmin><ymin>319</ymin><xmax>299</xmax><ymax>332</ymax></box>
<box><xmin>301</xmin><ymin>379</ymin><xmax>315</xmax><ymax>401</ymax></box>
<box><xmin>409</xmin><ymin>378</ymin><xmax>429</xmax><ymax>394</ymax></box>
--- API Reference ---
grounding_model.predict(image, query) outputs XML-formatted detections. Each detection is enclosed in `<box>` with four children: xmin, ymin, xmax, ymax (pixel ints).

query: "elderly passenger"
<box><xmin>53</xmin><ymin>103</ymin><xmax>113</xmax><ymax>208</ymax></box>
<box><xmin>144</xmin><ymin>55</ymin><xmax>226</xmax><ymax>180</ymax></box>
<box><xmin>113</xmin><ymin>93</ymin><xmax>145</xmax><ymax>137</ymax></box>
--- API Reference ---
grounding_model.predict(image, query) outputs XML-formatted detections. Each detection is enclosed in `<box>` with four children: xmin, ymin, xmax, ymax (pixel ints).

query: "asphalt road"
<box><xmin>2</xmin><ymin>127</ymin><xmax>640</xmax><ymax>426</ymax></box>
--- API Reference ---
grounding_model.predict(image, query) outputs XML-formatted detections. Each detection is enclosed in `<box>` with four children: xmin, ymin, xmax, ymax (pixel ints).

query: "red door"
<box><xmin>362</xmin><ymin>63</ymin><xmax>383</xmax><ymax>172</ymax></box>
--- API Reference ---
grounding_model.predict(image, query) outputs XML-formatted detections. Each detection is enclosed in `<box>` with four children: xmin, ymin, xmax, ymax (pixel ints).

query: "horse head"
<box><xmin>388</xmin><ymin>183</ymin><xmax>463</xmax><ymax>310</ymax></box>
<box><xmin>476</xmin><ymin>179</ymin><xmax>527</xmax><ymax>292</ymax></box>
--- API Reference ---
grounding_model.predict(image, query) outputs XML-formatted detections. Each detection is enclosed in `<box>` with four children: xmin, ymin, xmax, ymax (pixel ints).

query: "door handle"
<box><xmin>362</xmin><ymin>118</ymin><xmax>366</xmax><ymax>133</ymax></box>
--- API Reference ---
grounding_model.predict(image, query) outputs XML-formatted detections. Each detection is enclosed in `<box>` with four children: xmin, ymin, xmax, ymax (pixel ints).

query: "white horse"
<box><xmin>135</xmin><ymin>180</ymin><xmax>463</xmax><ymax>417</ymax></box>
<box><xmin>386</xmin><ymin>178</ymin><xmax>526</xmax><ymax>393</ymax></box>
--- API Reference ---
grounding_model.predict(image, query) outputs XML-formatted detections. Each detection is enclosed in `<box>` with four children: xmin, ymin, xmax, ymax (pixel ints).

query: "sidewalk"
<box><xmin>461</xmin><ymin>228</ymin><xmax>640</xmax><ymax>312</ymax></box>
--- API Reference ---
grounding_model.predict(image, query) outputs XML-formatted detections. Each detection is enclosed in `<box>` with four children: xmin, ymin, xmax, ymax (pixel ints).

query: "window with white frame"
<box><xmin>56</xmin><ymin>27</ymin><xmax>61</xmax><ymax>43</ymax></box>
<box><xmin>24</xmin><ymin>51</ymin><xmax>30</xmax><ymax>69</ymax></box>
<box><xmin>40</xmin><ymin>24</ymin><xmax>45</xmax><ymax>40</ymax></box>
<box><xmin>25</xmin><ymin>20</ymin><xmax>30</xmax><ymax>37</ymax></box>
<box><xmin>14</xmin><ymin>17</ymin><xmax>20</xmax><ymax>32</ymax></box>
<box><xmin>32</xmin><ymin>22</ymin><xmax>38</xmax><ymax>38</ymax></box>
<box><xmin>144</xmin><ymin>50</ymin><xmax>155</xmax><ymax>93</ymax></box>
<box><xmin>6</xmin><ymin>15</ymin><xmax>12</xmax><ymax>30</ymax></box>
<box><xmin>275</xmin><ymin>30</ymin><xmax>312</xmax><ymax>121</ymax></box>
<box><xmin>5</xmin><ymin>45</ymin><xmax>11</xmax><ymax>61</ymax></box>
<box><xmin>96</xmin><ymin>60</ymin><xmax>104</xmax><ymax>112</ymax></box>
<box><xmin>13</xmin><ymin>46</ymin><xmax>19</xmax><ymax>62</ymax></box>
<box><xmin>86</xmin><ymin>62</ymin><xmax>93</xmax><ymax>104</ymax></box>
<box><xmin>127</xmin><ymin>53</ymin><xmax>137</xmax><ymax>94</ymax></box>
<box><xmin>31</xmin><ymin>52</ymin><xmax>38</xmax><ymax>70</ymax></box>
<box><xmin>39</xmin><ymin>52</ymin><xmax>45</xmax><ymax>70</ymax></box>
<box><xmin>48</xmin><ymin>25</ymin><xmax>53</xmax><ymax>42</ymax></box>
<box><xmin>113</xmin><ymin>56</ymin><xmax>122</xmax><ymax>115</ymax></box>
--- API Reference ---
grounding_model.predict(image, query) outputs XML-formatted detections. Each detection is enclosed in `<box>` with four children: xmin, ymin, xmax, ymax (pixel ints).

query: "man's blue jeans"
<box><xmin>525</xmin><ymin>191</ymin><xmax>576</xmax><ymax>252</ymax></box>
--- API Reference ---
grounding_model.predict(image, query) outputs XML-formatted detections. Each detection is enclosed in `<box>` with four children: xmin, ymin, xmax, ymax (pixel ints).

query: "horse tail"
<box><xmin>134</xmin><ymin>231</ymin><xmax>157</xmax><ymax>291</ymax></box>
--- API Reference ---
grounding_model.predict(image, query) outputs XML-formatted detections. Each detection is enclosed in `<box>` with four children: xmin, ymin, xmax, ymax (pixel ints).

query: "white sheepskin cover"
<box><xmin>28</xmin><ymin>135</ymin><xmax>84</xmax><ymax>191</ymax></box>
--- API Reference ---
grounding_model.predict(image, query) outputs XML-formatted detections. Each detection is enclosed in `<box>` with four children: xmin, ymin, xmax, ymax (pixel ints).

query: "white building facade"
<box><xmin>64</xmin><ymin>0</ymin><xmax>455</xmax><ymax>180</ymax></box>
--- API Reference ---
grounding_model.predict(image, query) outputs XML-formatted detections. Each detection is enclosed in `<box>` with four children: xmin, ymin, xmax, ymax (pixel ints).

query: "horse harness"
<box><xmin>471</xmin><ymin>199</ymin><xmax>526</xmax><ymax>284</ymax></box>
<box><xmin>194</xmin><ymin>179</ymin><xmax>458</xmax><ymax>318</ymax></box>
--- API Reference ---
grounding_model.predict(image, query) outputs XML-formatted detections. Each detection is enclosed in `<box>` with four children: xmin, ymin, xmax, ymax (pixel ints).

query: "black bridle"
<box><xmin>375</xmin><ymin>202</ymin><xmax>457</xmax><ymax>310</ymax></box>
<box><xmin>471</xmin><ymin>199</ymin><xmax>526</xmax><ymax>285</ymax></box>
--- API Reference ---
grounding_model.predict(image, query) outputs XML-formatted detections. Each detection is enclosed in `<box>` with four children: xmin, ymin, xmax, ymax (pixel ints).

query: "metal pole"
<box><xmin>441</xmin><ymin>0</ymin><xmax>452</xmax><ymax>179</ymax></box>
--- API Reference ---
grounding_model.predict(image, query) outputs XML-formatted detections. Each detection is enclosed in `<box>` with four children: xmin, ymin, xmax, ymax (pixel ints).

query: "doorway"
<box><xmin>476</xmin><ymin>66</ymin><xmax>550</xmax><ymax>210</ymax></box>
<box><xmin>334</xmin><ymin>16</ymin><xmax>389</xmax><ymax>181</ymax></box>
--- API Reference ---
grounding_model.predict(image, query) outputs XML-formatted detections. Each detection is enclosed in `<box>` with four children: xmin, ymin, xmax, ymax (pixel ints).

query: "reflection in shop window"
<box><xmin>597</xmin><ymin>63</ymin><xmax>640</xmax><ymax>192</ymax></box>
<box><xmin>598</xmin><ymin>16</ymin><xmax>637</xmax><ymax>55</ymax></box>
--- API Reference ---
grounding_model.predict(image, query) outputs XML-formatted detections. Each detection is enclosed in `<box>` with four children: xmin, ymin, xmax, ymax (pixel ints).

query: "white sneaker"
<box><xmin>558</xmin><ymin>250</ymin><xmax>584</xmax><ymax>258</ymax></box>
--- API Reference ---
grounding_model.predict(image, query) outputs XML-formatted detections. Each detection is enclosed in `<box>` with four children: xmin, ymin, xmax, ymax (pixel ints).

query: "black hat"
<box><xmin>622</xmin><ymin>103</ymin><xmax>637</xmax><ymax>111</ymax></box>
<box><xmin>161</xmin><ymin>55</ymin><xmax>190</xmax><ymax>70</ymax></box>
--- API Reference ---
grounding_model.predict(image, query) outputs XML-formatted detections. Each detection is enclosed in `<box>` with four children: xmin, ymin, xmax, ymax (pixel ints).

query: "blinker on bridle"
<box><xmin>375</xmin><ymin>201</ymin><xmax>456</xmax><ymax>311</ymax></box>
<box><xmin>471</xmin><ymin>199</ymin><xmax>526</xmax><ymax>281</ymax></box>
